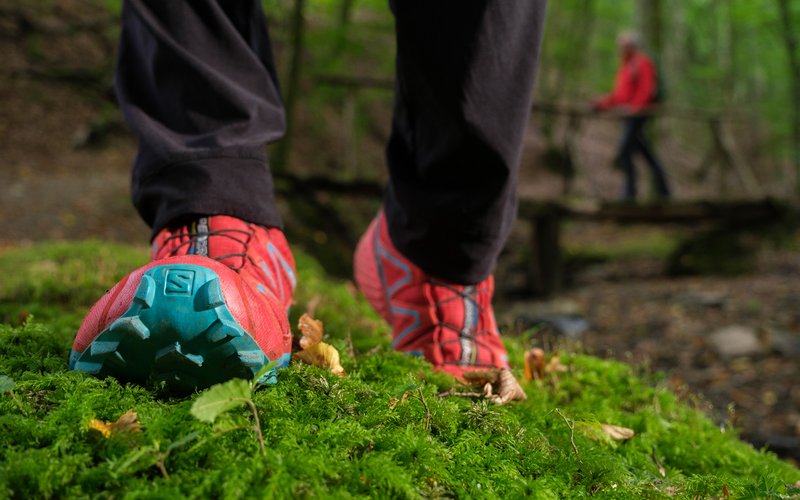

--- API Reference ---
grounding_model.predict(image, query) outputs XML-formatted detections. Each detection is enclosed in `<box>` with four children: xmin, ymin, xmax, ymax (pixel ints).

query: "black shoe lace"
<box><xmin>428</xmin><ymin>279</ymin><xmax>495</xmax><ymax>341</ymax></box>
<box><xmin>162</xmin><ymin>225</ymin><xmax>255</xmax><ymax>272</ymax></box>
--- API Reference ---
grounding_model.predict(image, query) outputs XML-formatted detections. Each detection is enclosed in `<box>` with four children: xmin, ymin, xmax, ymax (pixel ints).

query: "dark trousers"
<box><xmin>117</xmin><ymin>0</ymin><xmax>547</xmax><ymax>285</ymax></box>
<box><xmin>617</xmin><ymin>116</ymin><xmax>671</xmax><ymax>200</ymax></box>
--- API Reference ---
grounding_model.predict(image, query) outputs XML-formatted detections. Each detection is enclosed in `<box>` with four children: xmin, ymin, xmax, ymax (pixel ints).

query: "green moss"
<box><xmin>0</xmin><ymin>242</ymin><xmax>797</xmax><ymax>498</ymax></box>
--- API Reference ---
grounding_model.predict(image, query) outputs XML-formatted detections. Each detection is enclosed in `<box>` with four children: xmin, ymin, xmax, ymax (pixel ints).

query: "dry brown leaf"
<box><xmin>489</xmin><ymin>369</ymin><xmax>528</xmax><ymax>405</ymax></box>
<box><xmin>297</xmin><ymin>313</ymin><xmax>324</xmax><ymax>350</ymax></box>
<box><xmin>388</xmin><ymin>391</ymin><xmax>409</xmax><ymax>409</ymax></box>
<box><xmin>545</xmin><ymin>355</ymin><xmax>568</xmax><ymax>374</ymax></box>
<box><xmin>88</xmin><ymin>410</ymin><xmax>141</xmax><ymax>440</ymax></box>
<box><xmin>462</xmin><ymin>368</ymin><xmax>501</xmax><ymax>386</ymax></box>
<box><xmin>600</xmin><ymin>423</ymin><xmax>635</xmax><ymax>441</ymax></box>
<box><xmin>523</xmin><ymin>348</ymin><xmax>546</xmax><ymax>381</ymax></box>
<box><xmin>293</xmin><ymin>341</ymin><xmax>346</xmax><ymax>376</ymax></box>
<box><xmin>523</xmin><ymin>349</ymin><xmax>566</xmax><ymax>382</ymax></box>
<box><xmin>112</xmin><ymin>410</ymin><xmax>142</xmax><ymax>433</ymax></box>
<box><xmin>463</xmin><ymin>368</ymin><xmax>526</xmax><ymax>405</ymax></box>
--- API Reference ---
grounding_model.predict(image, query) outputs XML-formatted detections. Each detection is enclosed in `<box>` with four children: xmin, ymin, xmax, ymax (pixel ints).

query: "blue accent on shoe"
<box><xmin>256</xmin><ymin>352</ymin><xmax>291</xmax><ymax>385</ymax></box>
<box><xmin>260</xmin><ymin>261</ymin><xmax>278</xmax><ymax>293</ymax></box>
<box><xmin>390</xmin><ymin>305</ymin><xmax>421</xmax><ymax>348</ymax></box>
<box><xmin>70</xmin><ymin>263</ymin><xmax>288</xmax><ymax>392</ymax></box>
<box><xmin>267</xmin><ymin>242</ymin><xmax>296</xmax><ymax>289</ymax></box>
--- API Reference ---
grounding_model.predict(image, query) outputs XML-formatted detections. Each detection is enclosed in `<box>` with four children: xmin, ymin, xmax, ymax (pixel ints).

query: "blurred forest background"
<box><xmin>1</xmin><ymin>0</ymin><xmax>800</xmax><ymax>462</ymax></box>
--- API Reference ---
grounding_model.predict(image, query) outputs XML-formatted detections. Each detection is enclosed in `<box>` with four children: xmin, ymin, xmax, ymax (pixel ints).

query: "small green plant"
<box><xmin>190</xmin><ymin>361</ymin><xmax>277</xmax><ymax>454</ymax></box>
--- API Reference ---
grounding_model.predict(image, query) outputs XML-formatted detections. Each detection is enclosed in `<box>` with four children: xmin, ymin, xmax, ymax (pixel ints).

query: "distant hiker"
<box><xmin>70</xmin><ymin>1</ymin><xmax>548</xmax><ymax>400</ymax></box>
<box><xmin>593</xmin><ymin>31</ymin><xmax>671</xmax><ymax>201</ymax></box>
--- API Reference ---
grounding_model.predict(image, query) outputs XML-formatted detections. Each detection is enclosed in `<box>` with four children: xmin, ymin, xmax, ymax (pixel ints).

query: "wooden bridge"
<box><xmin>276</xmin><ymin>75</ymin><xmax>800</xmax><ymax>295</ymax></box>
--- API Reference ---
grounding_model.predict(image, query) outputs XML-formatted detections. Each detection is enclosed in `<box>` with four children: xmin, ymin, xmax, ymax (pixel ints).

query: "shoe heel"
<box><xmin>71</xmin><ymin>262</ymin><xmax>289</xmax><ymax>391</ymax></box>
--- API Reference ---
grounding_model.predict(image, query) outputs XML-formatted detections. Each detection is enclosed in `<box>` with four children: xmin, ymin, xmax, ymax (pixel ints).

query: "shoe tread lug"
<box><xmin>133</xmin><ymin>274</ymin><xmax>156</xmax><ymax>308</ymax></box>
<box><xmin>108</xmin><ymin>316</ymin><xmax>150</xmax><ymax>340</ymax></box>
<box><xmin>75</xmin><ymin>263</ymin><xmax>280</xmax><ymax>392</ymax></box>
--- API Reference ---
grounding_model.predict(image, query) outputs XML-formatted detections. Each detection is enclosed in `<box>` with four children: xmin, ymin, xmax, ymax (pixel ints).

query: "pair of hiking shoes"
<box><xmin>70</xmin><ymin>213</ymin><xmax>511</xmax><ymax>390</ymax></box>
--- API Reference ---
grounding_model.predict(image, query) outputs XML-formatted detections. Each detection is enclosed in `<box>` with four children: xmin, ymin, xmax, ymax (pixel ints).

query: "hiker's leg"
<box><xmin>384</xmin><ymin>0</ymin><xmax>547</xmax><ymax>285</ymax></box>
<box><xmin>616</xmin><ymin>117</ymin><xmax>639</xmax><ymax>200</ymax></box>
<box><xmin>72</xmin><ymin>0</ymin><xmax>295</xmax><ymax>392</ymax></box>
<box><xmin>632</xmin><ymin>116</ymin><xmax>671</xmax><ymax>197</ymax></box>
<box><xmin>117</xmin><ymin>0</ymin><xmax>285</xmax><ymax>237</ymax></box>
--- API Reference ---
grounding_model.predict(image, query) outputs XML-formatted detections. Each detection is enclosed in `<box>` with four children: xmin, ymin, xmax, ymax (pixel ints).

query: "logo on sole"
<box><xmin>165</xmin><ymin>269</ymin><xmax>196</xmax><ymax>295</ymax></box>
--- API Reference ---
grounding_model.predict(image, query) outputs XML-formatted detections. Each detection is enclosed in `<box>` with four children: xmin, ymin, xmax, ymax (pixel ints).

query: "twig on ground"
<box><xmin>437</xmin><ymin>389</ymin><xmax>483</xmax><ymax>399</ymax></box>
<box><xmin>154</xmin><ymin>454</ymin><xmax>170</xmax><ymax>480</ymax></box>
<box><xmin>416</xmin><ymin>387</ymin><xmax>432</xmax><ymax>432</ymax></box>
<box><xmin>555</xmin><ymin>408</ymin><xmax>580</xmax><ymax>461</ymax></box>
<box><xmin>246</xmin><ymin>400</ymin><xmax>265</xmax><ymax>454</ymax></box>
<box><xmin>652</xmin><ymin>449</ymin><xmax>666</xmax><ymax>477</ymax></box>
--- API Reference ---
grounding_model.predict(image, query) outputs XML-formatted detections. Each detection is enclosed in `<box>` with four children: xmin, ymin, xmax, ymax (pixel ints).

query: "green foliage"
<box><xmin>0</xmin><ymin>242</ymin><xmax>798</xmax><ymax>498</ymax></box>
<box><xmin>541</xmin><ymin>0</ymin><xmax>798</xmax><ymax>160</ymax></box>
<box><xmin>190</xmin><ymin>379</ymin><xmax>252</xmax><ymax>424</ymax></box>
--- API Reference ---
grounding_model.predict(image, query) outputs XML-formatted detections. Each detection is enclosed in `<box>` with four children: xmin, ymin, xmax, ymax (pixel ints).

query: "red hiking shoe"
<box><xmin>354</xmin><ymin>212</ymin><xmax>510</xmax><ymax>378</ymax></box>
<box><xmin>70</xmin><ymin>216</ymin><xmax>296</xmax><ymax>391</ymax></box>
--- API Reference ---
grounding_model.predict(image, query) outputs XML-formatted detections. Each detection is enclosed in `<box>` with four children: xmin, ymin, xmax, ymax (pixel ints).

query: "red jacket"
<box><xmin>596</xmin><ymin>51</ymin><xmax>657</xmax><ymax>113</ymax></box>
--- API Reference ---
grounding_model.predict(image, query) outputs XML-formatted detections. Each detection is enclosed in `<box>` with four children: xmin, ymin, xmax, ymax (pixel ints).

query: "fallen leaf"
<box><xmin>190</xmin><ymin>379</ymin><xmax>251</xmax><ymax>423</ymax></box>
<box><xmin>600</xmin><ymin>423</ymin><xmax>635</xmax><ymax>441</ymax></box>
<box><xmin>462</xmin><ymin>368</ymin><xmax>501</xmax><ymax>386</ymax></box>
<box><xmin>576</xmin><ymin>421</ymin><xmax>635</xmax><ymax>444</ymax></box>
<box><xmin>388</xmin><ymin>391</ymin><xmax>410</xmax><ymax>409</ymax></box>
<box><xmin>87</xmin><ymin>419</ymin><xmax>113</xmax><ymax>439</ymax></box>
<box><xmin>293</xmin><ymin>341</ymin><xmax>346</xmax><ymax>376</ymax></box>
<box><xmin>523</xmin><ymin>348</ymin><xmax>546</xmax><ymax>381</ymax></box>
<box><xmin>297</xmin><ymin>313</ymin><xmax>324</xmax><ymax>350</ymax></box>
<box><xmin>463</xmin><ymin>368</ymin><xmax>527</xmax><ymax>405</ymax></box>
<box><xmin>18</xmin><ymin>310</ymin><xmax>30</xmax><ymax>325</ymax></box>
<box><xmin>87</xmin><ymin>410</ymin><xmax>141</xmax><ymax>439</ymax></box>
<box><xmin>112</xmin><ymin>410</ymin><xmax>142</xmax><ymax>434</ymax></box>
<box><xmin>545</xmin><ymin>355</ymin><xmax>568</xmax><ymax>374</ymax></box>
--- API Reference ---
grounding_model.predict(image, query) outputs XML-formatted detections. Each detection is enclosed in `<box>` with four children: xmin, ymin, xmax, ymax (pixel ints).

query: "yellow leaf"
<box><xmin>294</xmin><ymin>341</ymin><xmax>346</xmax><ymax>377</ymax></box>
<box><xmin>297</xmin><ymin>313</ymin><xmax>324</xmax><ymax>350</ymax></box>
<box><xmin>87</xmin><ymin>410</ymin><xmax>141</xmax><ymax>439</ymax></box>
<box><xmin>87</xmin><ymin>419</ymin><xmax>113</xmax><ymax>439</ymax></box>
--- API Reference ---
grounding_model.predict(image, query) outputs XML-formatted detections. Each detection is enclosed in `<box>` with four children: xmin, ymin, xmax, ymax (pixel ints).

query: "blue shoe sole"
<box><xmin>70</xmin><ymin>263</ymin><xmax>290</xmax><ymax>392</ymax></box>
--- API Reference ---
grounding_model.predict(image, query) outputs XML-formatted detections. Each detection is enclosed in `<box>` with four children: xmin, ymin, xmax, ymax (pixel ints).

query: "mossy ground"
<box><xmin>0</xmin><ymin>242</ymin><xmax>798</xmax><ymax>498</ymax></box>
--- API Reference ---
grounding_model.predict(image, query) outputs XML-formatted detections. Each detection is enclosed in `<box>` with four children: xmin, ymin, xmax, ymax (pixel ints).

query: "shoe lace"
<box><xmin>161</xmin><ymin>225</ymin><xmax>254</xmax><ymax>272</ymax></box>
<box><xmin>429</xmin><ymin>279</ymin><xmax>495</xmax><ymax>340</ymax></box>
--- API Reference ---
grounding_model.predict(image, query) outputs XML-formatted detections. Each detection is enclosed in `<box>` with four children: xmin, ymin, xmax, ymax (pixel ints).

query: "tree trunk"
<box><xmin>332</xmin><ymin>0</ymin><xmax>356</xmax><ymax>57</ymax></box>
<box><xmin>776</xmin><ymin>0</ymin><xmax>800</xmax><ymax>191</ymax></box>
<box><xmin>271</xmin><ymin>0</ymin><xmax>307</xmax><ymax>174</ymax></box>
<box><xmin>637</xmin><ymin>0</ymin><xmax>663</xmax><ymax>59</ymax></box>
